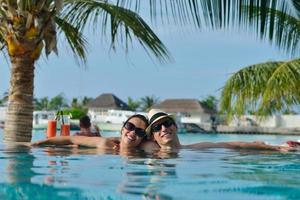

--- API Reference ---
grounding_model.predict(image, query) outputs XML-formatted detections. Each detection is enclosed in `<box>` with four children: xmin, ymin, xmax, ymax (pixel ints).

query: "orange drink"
<box><xmin>60</xmin><ymin>124</ymin><xmax>70</xmax><ymax>136</ymax></box>
<box><xmin>46</xmin><ymin>120</ymin><xmax>57</xmax><ymax>138</ymax></box>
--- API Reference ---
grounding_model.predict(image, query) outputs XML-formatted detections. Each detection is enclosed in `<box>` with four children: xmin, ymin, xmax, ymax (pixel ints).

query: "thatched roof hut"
<box><xmin>152</xmin><ymin>99</ymin><xmax>215</xmax><ymax>115</ymax></box>
<box><xmin>86</xmin><ymin>93</ymin><xmax>129</xmax><ymax>110</ymax></box>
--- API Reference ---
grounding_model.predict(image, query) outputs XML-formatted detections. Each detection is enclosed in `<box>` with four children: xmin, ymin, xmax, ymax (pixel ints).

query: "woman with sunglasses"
<box><xmin>117</xmin><ymin>114</ymin><xmax>149</xmax><ymax>150</ymax></box>
<box><xmin>32</xmin><ymin>114</ymin><xmax>154</xmax><ymax>151</ymax></box>
<box><xmin>145</xmin><ymin>109</ymin><xmax>295</xmax><ymax>152</ymax></box>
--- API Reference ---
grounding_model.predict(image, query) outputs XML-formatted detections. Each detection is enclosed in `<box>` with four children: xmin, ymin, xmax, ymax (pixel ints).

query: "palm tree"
<box><xmin>34</xmin><ymin>97</ymin><xmax>49</xmax><ymax>110</ymax></box>
<box><xmin>2</xmin><ymin>0</ymin><xmax>173</xmax><ymax>142</ymax></box>
<box><xmin>81</xmin><ymin>96</ymin><xmax>92</xmax><ymax>107</ymax></box>
<box><xmin>127</xmin><ymin>97</ymin><xmax>140</xmax><ymax>111</ymax></box>
<box><xmin>140</xmin><ymin>95</ymin><xmax>159</xmax><ymax>112</ymax></box>
<box><xmin>71</xmin><ymin>98</ymin><xmax>79</xmax><ymax>108</ymax></box>
<box><xmin>201</xmin><ymin>0</ymin><xmax>300</xmax><ymax>117</ymax></box>
<box><xmin>48</xmin><ymin>93</ymin><xmax>69</xmax><ymax>110</ymax></box>
<box><xmin>200</xmin><ymin>95</ymin><xmax>218</xmax><ymax>112</ymax></box>
<box><xmin>221</xmin><ymin>58</ymin><xmax>300</xmax><ymax>117</ymax></box>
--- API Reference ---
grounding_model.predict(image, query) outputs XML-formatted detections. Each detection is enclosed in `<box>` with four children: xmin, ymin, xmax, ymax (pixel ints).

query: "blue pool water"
<box><xmin>0</xmin><ymin>129</ymin><xmax>300</xmax><ymax>199</ymax></box>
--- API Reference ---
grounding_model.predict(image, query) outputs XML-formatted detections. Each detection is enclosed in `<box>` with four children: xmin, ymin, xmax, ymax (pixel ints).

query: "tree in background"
<box><xmin>48</xmin><ymin>94</ymin><xmax>68</xmax><ymax>111</ymax></box>
<box><xmin>34</xmin><ymin>97</ymin><xmax>49</xmax><ymax>110</ymax></box>
<box><xmin>62</xmin><ymin>107</ymin><xmax>87</xmax><ymax>119</ymax></box>
<box><xmin>33</xmin><ymin>94</ymin><xmax>88</xmax><ymax>119</ymax></box>
<box><xmin>81</xmin><ymin>96</ymin><xmax>93</xmax><ymax>107</ymax></box>
<box><xmin>71</xmin><ymin>98</ymin><xmax>79</xmax><ymax>108</ymax></box>
<box><xmin>66</xmin><ymin>96</ymin><xmax>91</xmax><ymax>119</ymax></box>
<box><xmin>141</xmin><ymin>95</ymin><xmax>159</xmax><ymax>112</ymax></box>
<box><xmin>127</xmin><ymin>97</ymin><xmax>141</xmax><ymax>111</ymax></box>
<box><xmin>221</xmin><ymin>59</ymin><xmax>300</xmax><ymax>118</ymax></box>
<box><xmin>199</xmin><ymin>95</ymin><xmax>218</xmax><ymax>112</ymax></box>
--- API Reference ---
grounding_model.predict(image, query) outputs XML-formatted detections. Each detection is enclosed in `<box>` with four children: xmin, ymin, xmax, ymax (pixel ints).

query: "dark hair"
<box><xmin>80</xmin><ymin>115</ymin><xmax>91</xmax><ymax>128</ymax></box>
<box><xmin>122</xmin><ymin>114</ymin><xmax>149</xmax><ymax>129</ymax></box>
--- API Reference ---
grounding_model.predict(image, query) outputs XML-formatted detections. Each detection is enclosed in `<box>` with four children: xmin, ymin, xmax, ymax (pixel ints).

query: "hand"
<box><xmin>113</xmin><ymin>143</ymin><xmax>120</xmax><ymax>150</ymax></box>
<box><xmin>31</xmin><ymin>139</ymin><xmax>48</xmax><ymax>146</ymax></box>
<box><xmin>286</xmin><ymin>140</ymin><xmax>300</xmax><ymax>147</ymax></box>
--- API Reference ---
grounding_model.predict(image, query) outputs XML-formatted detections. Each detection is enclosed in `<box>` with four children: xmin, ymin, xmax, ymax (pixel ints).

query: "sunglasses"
<box><xmin>124</xmin><ymin>122</ymin><xmax>146</xmax><ymax>138</ymax></box>
<box><xmin>151</xmin><ymin>119</ymin><xmax>174</xmax><ymax>133</ymax></box>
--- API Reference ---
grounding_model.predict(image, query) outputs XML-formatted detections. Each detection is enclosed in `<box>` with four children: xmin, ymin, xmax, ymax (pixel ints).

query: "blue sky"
<box><xmin>0</xmin><ymin>20</ymin><xmax>291</xmax><ymax>103</ymax></box>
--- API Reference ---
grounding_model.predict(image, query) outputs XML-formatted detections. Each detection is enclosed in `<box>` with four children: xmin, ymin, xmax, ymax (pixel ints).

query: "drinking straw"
<box><xmin>61</xmin><ymin>110</ymin><xmax>64</xmax><ymax>124</ymax></box>
<box><xmin>55</xmin><ymin>111</ymin><xmax>60</xmax><ymax>121</ymax></box>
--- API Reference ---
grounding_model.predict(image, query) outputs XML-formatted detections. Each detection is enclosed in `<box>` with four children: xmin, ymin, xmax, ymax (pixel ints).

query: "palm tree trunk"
<box><xmin>4</xmin><ymin>56</ymin><xmax>35</xmax><ymax>142</ymax></box>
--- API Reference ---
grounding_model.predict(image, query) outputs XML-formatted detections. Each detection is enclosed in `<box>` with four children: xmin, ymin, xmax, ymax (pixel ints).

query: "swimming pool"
<box><xmin>0</xmin><ymin>130</ymin><xmax>300</xmax><ymax>199</ymax></box>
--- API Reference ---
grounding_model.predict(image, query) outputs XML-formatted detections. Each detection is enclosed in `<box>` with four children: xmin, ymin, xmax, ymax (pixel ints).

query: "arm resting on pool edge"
<box><xmin>31</xmin><ymin>136</ymin><xmax>73</xmax><ymax>146</ymax></box>
<box><xmin>70</xmin><ymin>136</ymin><xmax>120</xmax><ymax>149</ymax></box>
<box><xmin>184</xmin><ymin>141</ymin><xmax>293</xmax><ymax>151</ymax></box>
<box><xmin>32</xmin><ymin>136</ymin><xmax>120</xmax><ymax>149</ymax></box>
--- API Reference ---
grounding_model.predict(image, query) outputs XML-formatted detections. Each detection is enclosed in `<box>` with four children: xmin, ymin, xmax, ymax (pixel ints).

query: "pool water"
<box><xmin>0</xmin><ymin>129</ymin><xmax>300</xmax><ymax>199</ymax></box>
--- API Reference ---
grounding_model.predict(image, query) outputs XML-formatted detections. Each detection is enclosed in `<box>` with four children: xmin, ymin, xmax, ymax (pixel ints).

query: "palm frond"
<box><xmin>200</xmin><ymin>0</ymin><xmax>300</xmax><ymax>57</ymax></box>
<box><xmin>0</xmin><ymin>33</ymin><xmax>8</xmax><ymax>63</ymax></box>
<box><xmin>290</xmin><ymin>0</ymin><xmax>300</xmax><ymax>17</ymax></box>
<box><xmin>0</xmin><ymin>32</ymin><xmax>5</xmax><ymax>49</ymax></box>
<box><xmin>63</xmin><ymin>0</ymin><xmax>170</xmax><ymax>62</ymax></box>
<box><xmin>259</xmin><ymin>59</ymin><xmax>300</xmax><ymax>114</ymax></box>
<box><xmin>55</xmin><ymin>16</ymin><xmax>88</xmax><ymax>63</ymax></box>
<box><xmin>116</xmin><ymin>0</ymin><xmax>202</xmax><ymax>27</ymax></box>
<box><xmin>251</xmin><ymin>5</ymin><xmax>299</xmax><ymax>56</ymax></box>
<box><xmin>220</xmin><ymin>60</ymin><xmax>284</xmax><ymax>117</ymax></box>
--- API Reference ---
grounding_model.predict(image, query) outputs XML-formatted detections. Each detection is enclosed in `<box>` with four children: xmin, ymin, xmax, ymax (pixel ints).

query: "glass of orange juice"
<box><xmin>46</xmin><ymin>120</ymin><xmax>57</xmax><ymax>138</ymax></box>
<box><xmin>60</xmin><ymin>115</ymin><xmax>71</xmax><ymax>136</ymax></box>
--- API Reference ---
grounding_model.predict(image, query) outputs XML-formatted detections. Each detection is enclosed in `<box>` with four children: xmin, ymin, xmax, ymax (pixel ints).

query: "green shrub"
<box><xmin>62</xmin><ymin>108</ymin><xmax>87</xmax><ymax>119</ymax></box>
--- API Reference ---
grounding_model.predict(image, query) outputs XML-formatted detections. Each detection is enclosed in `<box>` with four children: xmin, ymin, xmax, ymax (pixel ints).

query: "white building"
<box><xmin>229</xmin><ymin>115</ymin><xmax>300</xmax><ymax>129</ymax></box>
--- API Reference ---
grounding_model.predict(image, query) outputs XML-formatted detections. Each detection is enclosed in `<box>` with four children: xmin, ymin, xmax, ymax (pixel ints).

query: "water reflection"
<box><xmin>5</xmin><ymin>144</ymin><xmax>37</xmax><ymax>183</ymax></box>
<box><xmin>1</xmin><ymin>144</ymin><xmax>102</xmax><ymax>199</ymax></box>
<box><xmin>42</xmin><ymin>147</ymin><xmax>72</xmax><ymax>185</ymax></box>
<box><xmin>118</xmin><ymin>150</ymin><xmax>179</xmax><ymax>200</ymax></box>
<box><xmin>222</xmin><ymin>151</ymin><xmax>300</xmax><ymax>199</ymax></box>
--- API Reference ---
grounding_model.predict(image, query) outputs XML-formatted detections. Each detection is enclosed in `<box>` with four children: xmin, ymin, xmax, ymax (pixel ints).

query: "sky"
<box><xmin>0</xmin><ymin>13</ymin><xmax>292</xmax><ymax>104</ymax></box>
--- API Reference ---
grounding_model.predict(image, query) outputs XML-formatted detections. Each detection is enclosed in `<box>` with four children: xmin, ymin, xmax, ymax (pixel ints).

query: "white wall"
<box><xmin>229</xmin><ymin>115</ymin><xmax>300</xmax><ymax>128</ymax></box>
<box><xmin>180</xmin><ymin>113</ymin><xmax>211</xmax><ymax>124</ymax></box>
<box><xmin>247</xmin><ymin>115</ymin><xmax>278</xmax><ymax>128</ymax></box>
<box><xmin>279</xmin><ymin>115</ymin><xmax>300</xmax><ymax>128</ymax></box>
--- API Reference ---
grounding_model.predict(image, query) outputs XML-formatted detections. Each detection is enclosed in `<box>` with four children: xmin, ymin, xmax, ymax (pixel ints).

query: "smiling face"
<box><xmin>151</xmin><ymin>118</ymin><xmax>177</xmax><ymax>147</ymax></box>
<box><xmin>121</xmin><ymin>117</ymin><xmax>147</xmax><ymax>148</ymax></box>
